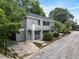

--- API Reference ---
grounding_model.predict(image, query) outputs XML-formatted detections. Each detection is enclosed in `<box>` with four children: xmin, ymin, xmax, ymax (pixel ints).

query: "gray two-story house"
<box><xmin>16</xmin><ymin>13</ymin><xmax>52</xmax><ymax>41</ymax></box>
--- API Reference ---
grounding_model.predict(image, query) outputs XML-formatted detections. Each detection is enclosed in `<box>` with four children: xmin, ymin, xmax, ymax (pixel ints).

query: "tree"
<box><xmin>69</xmin><ymin>20</ymin><xmax>77</xmax><ymax>30</ymax></box>
<box><xmin>0</xmin><ymin>0</ymin><xmax>25</xmax><ymax>55</ymax></box>
<box><xmin>49</xmin><ymin>8</ymin><xmax>74</xmax><ymax>23</ymax></box>
<box><xmin>19</xmin><ymin>0</ymin><xmax>46</xmax><ymax>16</ymax></box>
<box><xmin>54</xmin><ymin>21</ymin><xmax>62</xmax><ymax>33</ymax></box>
<box><xmin>68</xmin><ymin>14</ymin><xmax>74</xmax><ymax>20</ymax></box>
<box><xmin>30</xmin><ymin>0</ymin><xmax>45</xmax><ymax>16</ymax></box>
<box><xmin>60</xmin><ymin>21</ymin><xmax>71</xmax><ymax>33</ymax></box>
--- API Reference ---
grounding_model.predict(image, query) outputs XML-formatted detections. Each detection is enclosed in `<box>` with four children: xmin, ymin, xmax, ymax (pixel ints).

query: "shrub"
<box><xmin>64</xmin><ymin>21</ymin><xmax>71</xmax><ymax>34</ymax></box>
<box><xmin>54</xmin><ymin>21</ymin><xmax>62</xmax><ymax>32</ymax></box>
<box><xmin>53</xmin><ymin>33</ymin><xmax>59</xmax><ymax>37</ymax></box>
<box><xmin>60</xmin><ymin>25</ymin><xmax>65</xmax><ymax>33</ymax></box>
<box><xmin>60</xmin><ymin>25</ymin><xmax>71</xmax><ymax>34</ymax></box>
<box><xmin>43</xmin><ymin>32</ymin><xmax>53</xmax><ymax>41</ymax></box>
<box><xmin>64</xmin><ymin>28</ymin><xmax>71</xmax><ymax>34</ymax></box>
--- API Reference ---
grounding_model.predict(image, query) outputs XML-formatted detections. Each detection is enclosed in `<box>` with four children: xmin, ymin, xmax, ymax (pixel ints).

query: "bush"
<box><xmin>63</xmin><ymin>21</ymin><xmax>71</xmax><ymax>34</ymax></box>
<box><xmin>54</xmin><ymin>21</ymin><xmax>62</xmax><ymax>32</ymax></box>
<box><xmin>53</xmin><ymin>33</ymin><xmax>59</xmax><ymax>37</ymax></box>
<box><xmin>64</xmin><ymin>28</ymin><xmax>71</xmax><ymax>34</ymax></box>
<box><xmin>43</xmin><ymin>32</ymin><xmax>53</xmax><ymax>41</ymax></box>
<box><xmin>60</xmin><ymin>25</ymin><xmax>65</xmax><ymax>33</ymax></box>
<box><xmin>60</xmin><ymin>25</ymin><xmax>71</xmax><ymax>34</ymax></box>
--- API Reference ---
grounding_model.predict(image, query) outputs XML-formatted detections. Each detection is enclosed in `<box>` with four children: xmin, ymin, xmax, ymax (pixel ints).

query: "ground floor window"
<box><xmin>43</xmin><ymin>30</ymin><xmax>49</xmax><ymax>33</ymax></box>
<box><xmin>35</xmin><ymin>31</ymin><xmax>40</xmax><ymax>40</ymax></box>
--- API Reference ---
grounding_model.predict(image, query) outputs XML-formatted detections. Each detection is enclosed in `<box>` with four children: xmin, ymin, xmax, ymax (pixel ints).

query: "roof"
<box><xmin>27</xmin><ymin>13</ymin><xmax>52</xmax><ymax>21</ymax></box>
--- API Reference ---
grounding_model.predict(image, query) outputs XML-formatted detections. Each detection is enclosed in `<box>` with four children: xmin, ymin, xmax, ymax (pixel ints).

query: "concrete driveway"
<box><xmin>28</xmin><ymin>31</ymin><xmax>79</xmax><ymax>59</ymax></box>
<box><xmin>0</xmin><ymin>54</ymin><xmax>9</xmax><ymax>59</ymax></box>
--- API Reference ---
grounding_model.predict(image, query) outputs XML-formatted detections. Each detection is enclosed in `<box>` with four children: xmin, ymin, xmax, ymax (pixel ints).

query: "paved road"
<box><xmin>28</xmin><ymin>31</ymin><xmax>79</xmax><ymax>59</ymax></box>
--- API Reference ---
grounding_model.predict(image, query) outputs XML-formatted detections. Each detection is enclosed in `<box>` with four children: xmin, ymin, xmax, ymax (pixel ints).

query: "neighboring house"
<box><xmin>15</xmin><ymin>13</ymin><xmax>52</xmax><ymax>41</ymax></box>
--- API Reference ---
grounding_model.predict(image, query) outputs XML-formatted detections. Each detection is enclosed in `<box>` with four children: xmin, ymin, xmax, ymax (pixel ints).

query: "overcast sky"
<box><xmin>39</xmin><ymin>0</ymin><xmax>79</xmax><ymax>24</ymax></box>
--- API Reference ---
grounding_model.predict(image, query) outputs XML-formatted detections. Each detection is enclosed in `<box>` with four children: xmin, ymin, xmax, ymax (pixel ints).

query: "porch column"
<box><xmin>40</xmin><ymin>19</ymin><xmax>43</xmax><ymax>40</ymax></box>
<box><xmin>26</xmin><ymin>30</ymin><xmax>28</xmax><ymax>40</ymax></box>
<box><xmin>32</xmin><ymin>24</ymin><xmax>35</xmax><ymax>42</ymax></box>
<box><xmin>40</xmin><ymin>30</ymin><xmax>43</xmax><ymax>40</ymax></box>
<box><xmin>32</xmin><ymin>30</ymin><xmax>35</xmax><ymax>42</ymax></box>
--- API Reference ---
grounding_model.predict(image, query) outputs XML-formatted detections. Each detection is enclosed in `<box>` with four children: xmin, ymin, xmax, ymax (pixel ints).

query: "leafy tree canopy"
<box><xmin>19</xmin><ymin>0</ymin><xmax>46</xmax><ymax>16</ymax></box>
<box><xmin>0</xmin><ymin>0</ymin><xmax>25</xmax><ymax>55</ymax></box>
<box><xmin>49</xmin><ymin>8</ymin><xmax>74</xmax><ymax>23</ymax></box>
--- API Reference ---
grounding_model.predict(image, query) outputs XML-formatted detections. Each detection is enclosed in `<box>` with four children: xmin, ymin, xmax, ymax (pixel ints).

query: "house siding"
<box><xmin>16</xmin><ymin>13</ymin><xmax>53</xmax><ymax>41</ymax></box>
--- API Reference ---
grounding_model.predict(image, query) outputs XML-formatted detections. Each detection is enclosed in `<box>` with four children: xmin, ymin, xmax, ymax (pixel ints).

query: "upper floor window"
<box><xmin>38</xmin><ymin>20</ymin><xmax>40</xmax><ymax>25</ymax></box>
<box><xmin>43</xmin><ymin>21</ymin><xmax>50</xmax><ymax>26</ymax></box>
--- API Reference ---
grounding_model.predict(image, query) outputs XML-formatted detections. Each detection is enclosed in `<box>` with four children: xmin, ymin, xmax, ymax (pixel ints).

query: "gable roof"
<box><xmin>27</xmin><ymin>13</ymin><xmax>52</xmax><ymax>21</ymax></box>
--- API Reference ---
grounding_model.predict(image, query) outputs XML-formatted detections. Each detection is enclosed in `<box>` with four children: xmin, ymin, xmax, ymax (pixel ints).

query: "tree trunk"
<box><xmin>4</xmin><ymin>39</ymin><xmax>7</xmax><ymax>55</ymax></box>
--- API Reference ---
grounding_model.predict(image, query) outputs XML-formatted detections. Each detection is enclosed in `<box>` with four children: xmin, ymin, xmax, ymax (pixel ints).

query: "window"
<box><xmin>35</xmin><ymin>31</ymin><xmax>40</xmax><ymax>40</ymax></box>
<box><xmin>38</xmin><ymin>20</ymin><xmax>40</xmax><ymax>25</ymax></box>
<box><xmin>43</xmin><ymin>21</ymin><xmax>50</xmax><ymax>26</ymax></box>
<box><xmin>35</xmin><ymin>31</ymin><xmax>40</xmax><ymax>35</ymax></box>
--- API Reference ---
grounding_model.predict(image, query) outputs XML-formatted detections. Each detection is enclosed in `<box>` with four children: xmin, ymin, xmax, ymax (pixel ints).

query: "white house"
<box><xmin>15</xmin><ymin>13</ymin><xmax>52</xmax><ymax>41</ymax></box>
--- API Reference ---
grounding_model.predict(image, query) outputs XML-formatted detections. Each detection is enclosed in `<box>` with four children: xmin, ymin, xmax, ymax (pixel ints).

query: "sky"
<box><xmin>39</xmin><ymin>0</ymin><xmax>79</xmax><ymax>24</ymax></box>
